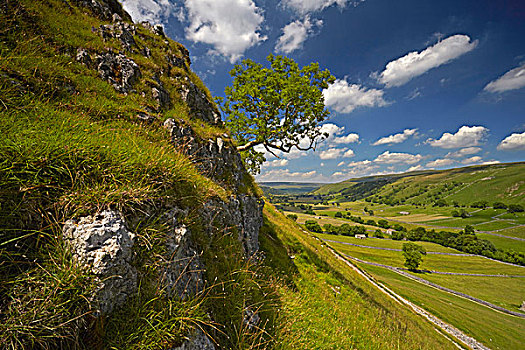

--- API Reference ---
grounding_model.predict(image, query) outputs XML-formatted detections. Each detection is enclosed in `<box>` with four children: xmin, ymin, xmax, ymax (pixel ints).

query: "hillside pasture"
<box><xmin>360</xmin><ymin>264</ymin><xmax>525</xmax><ymax>350</ymax></box>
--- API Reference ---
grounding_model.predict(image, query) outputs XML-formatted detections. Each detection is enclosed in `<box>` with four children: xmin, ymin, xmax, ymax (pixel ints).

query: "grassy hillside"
<box><xmin>0</xmin><ymin>1</ymin><xmax>266</xmax><ymax>348</ymax></box>
<box><xmin>261</xmin><ymin>204</ymin><xmax>458</xmax><ymax>349</ymax></box>
<box><xmin>314</xmin><ymin>162</ymin><xmax>525</xmax><ymax>206</ymax></box>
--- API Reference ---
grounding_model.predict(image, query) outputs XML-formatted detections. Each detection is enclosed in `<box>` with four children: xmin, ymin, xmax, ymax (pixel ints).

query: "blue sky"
<box><xmin>119</xmin><ymin>0</ymin><xmax>525</xmax><ymax>182</ymax></box>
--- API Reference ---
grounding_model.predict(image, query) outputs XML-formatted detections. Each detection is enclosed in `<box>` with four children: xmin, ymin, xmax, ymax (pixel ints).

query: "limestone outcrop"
<box><xmin>61</xmin><ymin>1</ymin><xmax>264</xmax><ymax>347</ymax></box>
<box><xmin>63</xmin><ymin>210</ymin><xmax>137</xmax><ymax>315</ymax></box>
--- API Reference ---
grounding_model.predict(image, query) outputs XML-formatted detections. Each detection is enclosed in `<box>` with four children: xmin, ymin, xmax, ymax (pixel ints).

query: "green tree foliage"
<box><xmin>402</xmin><ymin>243</ymin><xmax>426</xmax><ymax>271</ymax></box>
<box><xmin>463</xmin><ymin>224</ymin><xmax>475</xmax><ymax>235</ymax></box>
<box><xmin>508</xmin><ymin>204</ymin><xmax>524</xmax><ymax>213</ymax></box>
<box><xmin>377</xmin><ymin>219</ymin><xmax>390</xmax><ymax>229</ymax></box>
<box><xmin>218</xmin><ymin>54</ymin><xmax>335</xmax><ymax>173</ymax></box>
<box><xmin>433</xmin><ymin>199</ymin><xmax>447</xmax><ymax>207</ymax></box>
<box><xmin>373</xmin><ymin>229</ymin><xmax>384</xmax><ymax>238</ymax></box>
<box><xmin>392</xmin><ymin>223</ymin><xmax>406</xmax><ymax>232</ymax></box>
<box><xmin>493</xmin><ymin>202</ymin><xmax>507</xmax><ymax>209</ymax></box>
<box><xmin>305</xmin><ymin>220</ymin><xmax>323</xmax><ymax>233</ymax></box>
<box><xmin>470</xmin><ymin>200</ymin><xmax>488</xmax><ymax>208</ymax></box>
<box><xmin>391</xmin><ymin>231</ymin><xmax>405</xmax><ymax>240</ymax></box>
<box><xmin>287</xmin><ymin>214</ymin><xmax>298</xmax><ymax>222</ymax></box>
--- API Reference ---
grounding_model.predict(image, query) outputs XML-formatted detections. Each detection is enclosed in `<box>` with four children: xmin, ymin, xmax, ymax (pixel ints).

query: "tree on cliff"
<box><xmin>402</xmin><ymin>242</ymin><xmax>426</xmax><ymax>271</ymax></box>
<box><xmin>217</xmin><ymin>54</ymin><xmax>335</xmax><ymax>174</ymax></box>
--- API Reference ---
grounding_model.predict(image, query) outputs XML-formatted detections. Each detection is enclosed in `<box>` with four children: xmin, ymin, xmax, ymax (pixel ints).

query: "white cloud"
<box><xmin>118</xmin><ymin>0</ymin><xmax>176</xmax><ymax>23</ymax></box>
<box><xmin>344</xmin><ymin>160</ymin><xmax>382</xmax><ymax>178</ymax></box>
<box><xmin>372</xmin><ymin>128</ymin><xmax>417</xmax><ymax>146</ymax></box>
<box><xmin>445</xmin><ymin>147</ymin><xmax>482</xmax><ymax>158</ymax></box>
<box><xmin>426</xmin><ymin>158</ymin><xmax>455</xmax><ymax>168</ymax></box>
<box><xmin>374</xmin><ymin>151</ymin><xmax>422</xmax><ymax>164</ymax></box>
<box><xmin>484</xmin><ymin>64</ymin><xmax>525</xmax><ymax>93</ymax></box>
<box><xmin>406</xmin><ymin>88</ymin><xmax>422</xmax><ymax>100</ymax></box>
<box><xmin>332</xmin><ymin>171</ymin><xmax>345</xmax><ymax>177</ymax></box>
<box><xmin>337</xmin><ymin>161</ymin><xmax>345</xmax><ymax>167</ymax></box>
<box><xmin>319</xmin><ymin>147</ymin><xmax>354</xmax><ymax>160</ymax></box>
<box><xmin>376</xmin><ymin>34</ymin><xmax>478</xmax><ymax>88</ymax></box>
<box><xmin>497</xmin><ymin>132</ymin><xmax>525</xmax><ymax>151</ymax></box>
<box><xmin>427</xmin><ymin>126</ymin><xmax>488</xmax><ymax>149</ymax></box>
<box><xmin>323</xmin><ymin>79</ymin><xmax>388</xmax><ymax>114</ymax></box>
<box><xmin>333</xmin><ymin>133</ymin><xmax>360</xmax><ymax>144</ymax></box>
<box><xmin>184</xmin><ymin>0</ymin><xmax>266</xmax><ymax>62</ymax></box>
<box><xmin>281</xmin><ymin>0</ymin><xmax>358</xmax><ymax>14</ymax></box>
<box><xmin>343</xmin><ymin>149</ymin><xmax>355</xmax><ymax>158</ymax></box>
<box><xmin>256</xmin><ymin>169</ymin><xmax>322</xmax><ymax>182</ymax></box>
<box><xmin>347</xmin><ymin>160</ymin><xmax>373</xmax><ymax>167</ymax></box>
<box><xmin>266</xmin><ymin>159</ymin><xmax>289</xmax><ymax>167</ymax></box>
<box><xmin>461</xmin><ymin>156</ymin><xmax>483</xmax><ymax>164</ymax></box>
<box><xmin>319</xmin><ymin>123</ymin><xmax>360</xmax><ymax>145</ymax></box>
<box><xmin>275</xmin><ymin>16</ymin><xmax>322</xmax><ymax>54</ymax></box>
<box><xmin>407</xmin><ymin>165</ymin><xmax>423</xmax><ymax>172</ymax></box>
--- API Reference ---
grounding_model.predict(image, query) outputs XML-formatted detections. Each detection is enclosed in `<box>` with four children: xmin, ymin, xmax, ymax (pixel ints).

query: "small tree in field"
<box><xmin>402</xmin><ymin>242</ymin><xmax>426</xmax><ymax>271</ymax></box>
<box><xmin>217</xmin><ymin>54</ymin><xmax>335</xmax><ymax>173</ymax></box>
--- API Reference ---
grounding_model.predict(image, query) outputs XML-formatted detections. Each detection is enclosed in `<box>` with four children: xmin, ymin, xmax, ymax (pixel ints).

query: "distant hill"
<box><xmin>313</xmin><ymin>162</ymin><xmax>525</xmax><ymax>206</ymax></box>
<box><xmin>259</xmin><ymin>182</ymin><xmax>323</xmax><ymax>195</ymax></box>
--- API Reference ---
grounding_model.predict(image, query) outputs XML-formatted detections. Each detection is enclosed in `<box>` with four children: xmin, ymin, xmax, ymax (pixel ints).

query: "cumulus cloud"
<box><xmin>427</xmin><ymin>126</ymin><xmax>488</xmax><ymax>149</ymax></box>
<box><xmin>344</xmin><ymin>160</ymin><xmax>382</xmax><ymax>178</ymax></box>
<box><xmin>323</xmin><ymin>79</ymin><xmax>388</xmax><ymax>114</ymax></box>
<box><xmin>484</xmin><ymin>64</ymin><xmax>525</xmax><ymax>93</ymax></box>
<box><xmin>343</xmin><ymin>149</ymin><xmax>355</xmax><ymax>158</ymax></box>
<box><xmin>426</xmin><ymin>158</ymin><xmax>455</xmax><ymax>168</ymax></box>
<box><xmin>407</xmin><ymin>165</ymin><xmax>423</xmax><ymax>172</ymax></box>
<box><xmin>372</xmin><ymin>128</ymin><xmax>417</xmax><ymax>146</ymax></box>
<box><xmin>333</xmin><ymin>133</ymin><xmax>360</xmax><ymax>144</ymax></box>
<box><xmin>281</xmin><ymin>0</ymin><xmax>360</xmax><ymax>14</ymax></box>
<box><xmin>184</xmin><ymin>0</ymin><xmax>266</xmax><ymax>62</ymax></box>
<box><xmin>257</xmin><ymin>169</ymin><xmax>321</xmax><ymax>182</ymax></box>
<box><xmin>337</xmin><ymin>161</ymin><xmax>345</xmax><ymax>167</ymax></box>
<box><xmin>497</xmin><ymin>132</ymin><xmax>525</xmax><ymax>151</ymax></box>
<box><xmin>376</xmin><ymin>34</ymin><xmax>478</xmax><ymax>88</ymax></box>
<box><xmin>319</xmin><ymin>148</ymin><xmax>354</xmax><ymax>159</ymax></box>
<box><xmin>275</xmin><ymin>16</ymin><xmax>322</xmax><ymax>54</ymax></box>
<box><xmin>119</xmin><ymin>0</ymin><xmax>176</xmax><ymax>23</ymax></box>
<box><xmin>445</xmin><ymin>147</ymin><xmax>482</xmax><ymax>158</ymax></box>
<box><xmin>374</xmin><ymin>151</ymin><xmax>422</xmax><ymax>164</ymax></box>
<box><xmin>319</xmin><ymin>123</ymin><xmax>360</xmax><ymax>145</ymax></box>
<box><xmin>461</xmin><ymin>156</ymin><xmax>483</xmax><ymax>164</ymax></box>
<box><xmin>266</xmin><ymin>159</ymin><xmax>289</xmax><ymax>167</ymax></box>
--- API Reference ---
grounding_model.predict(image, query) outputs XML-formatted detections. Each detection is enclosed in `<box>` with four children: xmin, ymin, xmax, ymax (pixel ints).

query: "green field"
<box><xmin>327</xmin><ymin>240</ymin><xmax>525</xmax><ymax>275</ymax></box>
<box><xmin>495</xmin><ymin>226</ymin><xmax>525</xmax><ymax>239</ymax></box>
<box><xmin>407</xmin><ymin>272</ymin><xmax>524</xmax><ymax>311</ymax></box>
<box><xmin>316</xmin><ymin>233</ymin><xmax>460</xmax><ymax>253</ymax></box>
<box><xmin>477</xmin><ymin>233</ymin><xmax>525</xmax><ymax>254</ymax></box>
<box><xmin>361</xmin><ymin>264</ymin><xmax>525</xmax><ymax>350</ymax></box>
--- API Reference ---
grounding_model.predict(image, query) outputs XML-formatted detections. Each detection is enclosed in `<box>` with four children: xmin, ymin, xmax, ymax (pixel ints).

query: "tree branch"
<box><xmin>237</xmin><ymin>140</ymin><xmax>263</xmax><ymax>151</ymax></box>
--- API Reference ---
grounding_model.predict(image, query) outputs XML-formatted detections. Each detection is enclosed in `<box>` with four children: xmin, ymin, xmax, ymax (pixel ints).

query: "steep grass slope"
<box><xmin>0</xmin><ymin>1</ymin><xmax>269</xmax><ymax>348</ymax></box>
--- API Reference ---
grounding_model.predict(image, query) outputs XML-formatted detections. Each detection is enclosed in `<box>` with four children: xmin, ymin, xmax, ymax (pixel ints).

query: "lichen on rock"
<box><xmin>62</xmin><ymin>210</ymin><xmax>137</xmax><ymax>315</ymax></box>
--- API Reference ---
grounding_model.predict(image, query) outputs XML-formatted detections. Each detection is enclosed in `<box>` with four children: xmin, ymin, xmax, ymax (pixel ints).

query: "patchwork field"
<box><xmin>361</xmin><ymin>264</ymin><xmax>525</xmax><ymax>350</ymax></box>
<box><xmin>263</xmin><ymin>163</ymin><xmax>524</xmax><ymax>349</ymax></box>
<box><xmin>313</xmin><ymin>233</ymin><xmax>525</xmax><ymax>349</ymax></box>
